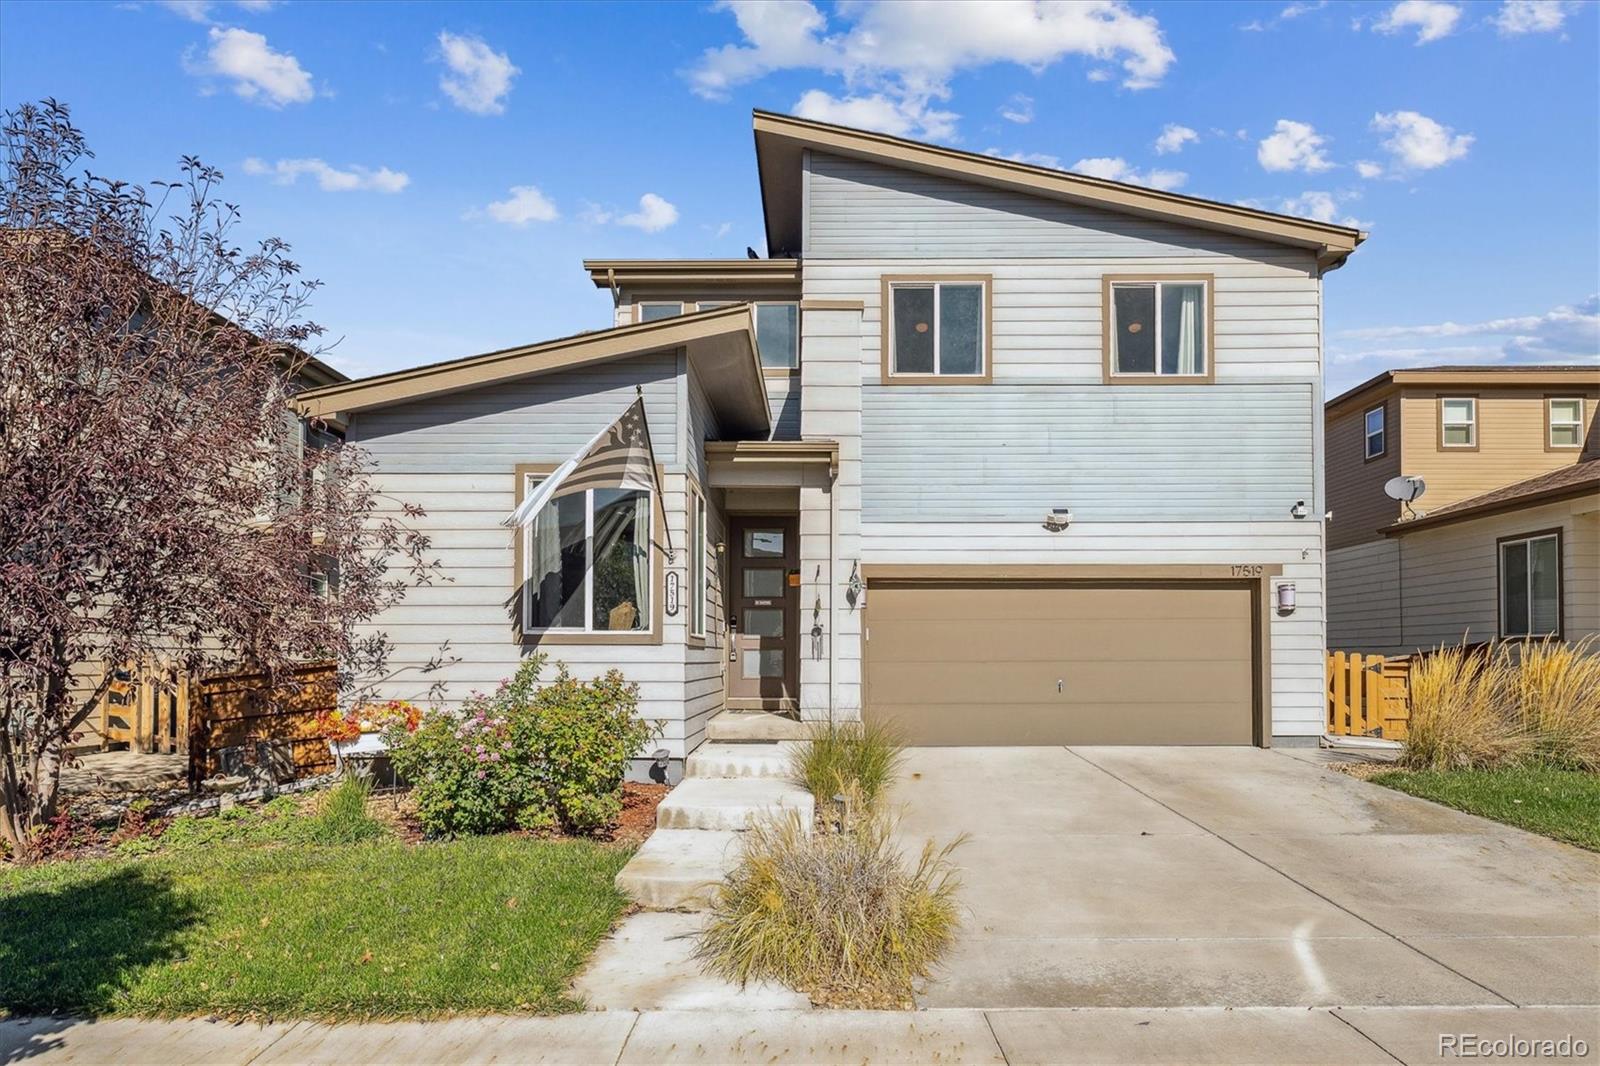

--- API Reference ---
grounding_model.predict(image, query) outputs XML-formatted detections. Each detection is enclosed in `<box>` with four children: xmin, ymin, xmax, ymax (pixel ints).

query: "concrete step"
<box><xmin>614</xmin><ymin>829</ymin><xmax>741</xmax><ymax>910</ymax></box>
<box><xmin>704</xmin><ymin>710</ymin><xmax>807</xmax><ymax>742</ymax></box>
<box><xmin>686</xmin><ymin>742</ymin><xmax>798</xmax><ymax>781</ymax></box>
<box><xmin>655</xmin><ymin>777</ymin><xmax>815</xmax><ymax>832</ymax></box>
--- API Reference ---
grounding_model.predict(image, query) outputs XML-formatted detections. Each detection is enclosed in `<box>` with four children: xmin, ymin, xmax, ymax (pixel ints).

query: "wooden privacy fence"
<box><xmin>188</xmin><ymin>662</ymin><xmax>337</xmax><ymax>786</ymax></box>
<box><xmin>1327</xmin><ymin>652</ymin><xmax>1411</xmax><ymax>740</ymax></box>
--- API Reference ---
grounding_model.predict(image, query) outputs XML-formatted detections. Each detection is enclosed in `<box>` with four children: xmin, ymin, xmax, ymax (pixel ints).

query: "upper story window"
<box><xmin>1105</xmin><ymin>276</ymin><xmax>1210</xmax><ymax>381</ymax></box>
<box><xmin>755</xmin><ymin>303</ymin><xmax>799</xmax><ymax>371</ymax></box>
<box><xmin>521</xmin><ymin>473</ymin><xmax>653</xmax><ymax>636</ymax></box>
<box><xmin>1439</xmin><ymin>397</ymin><xmax>1477</xmax><ymax>449</ymax></box>
<box><xmin>1364</xmin><ymin>403</ymin><xmax>1386</xmax><ymax>460</ymax></box>
<box><xmin>1548</xmin><ymin>397</ymin><xmax>1584</xmax><ymax>449</ymax></box>
<box><xmin>1499</xmin><ymin>531</ymin><xmax>1561</xmax><ymax>639</ymax></box>
<box><xmin>883</xmin><ymin>276</ymin><xmax>989</xmax><ymax>382</ymax></box>
<box><xmin>637</xmin><ymin>302</ymin><xmax>684</xmax><ymax>322</ymax></box>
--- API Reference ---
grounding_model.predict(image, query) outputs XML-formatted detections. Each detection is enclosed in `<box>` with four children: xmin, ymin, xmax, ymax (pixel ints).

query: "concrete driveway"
<box><xmin>890</xmin><ymin>746</ymin><xmax>1600</xmax><ymax>1011</ymax></box>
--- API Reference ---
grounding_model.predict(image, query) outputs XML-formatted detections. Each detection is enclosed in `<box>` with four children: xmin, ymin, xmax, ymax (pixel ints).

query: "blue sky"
<box><xmin>1</xmin><ymin>0</ymin><xmax>1596</xmax><ymax>393</ymax></box>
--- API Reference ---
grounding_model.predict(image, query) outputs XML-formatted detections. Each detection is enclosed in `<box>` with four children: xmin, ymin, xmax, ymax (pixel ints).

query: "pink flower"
<box><xmin>476</xmin><ymin>769</ymin><xmax>487</xmax><ymax>780</ymax></box>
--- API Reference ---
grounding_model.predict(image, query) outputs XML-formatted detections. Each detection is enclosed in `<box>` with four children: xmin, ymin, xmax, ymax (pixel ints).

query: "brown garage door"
<box><xmin>863</xmin><ymin>581</ymin><xmax>1257</xmax><ymax>745</ymax></box>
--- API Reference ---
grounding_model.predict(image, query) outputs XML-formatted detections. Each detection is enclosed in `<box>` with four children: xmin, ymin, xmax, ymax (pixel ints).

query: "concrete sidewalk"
<box><xmin>4</xmin><ymin>1006</ymin><xmax>1597</xmax><ymax>1064</ymax></box>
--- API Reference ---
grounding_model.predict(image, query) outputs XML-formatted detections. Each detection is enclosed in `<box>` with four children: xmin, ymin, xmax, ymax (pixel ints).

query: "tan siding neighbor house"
<box><xmin>1325</xmin><ymin>366</ymin><xmax>1600</xmax><ymax>655</ymax></box>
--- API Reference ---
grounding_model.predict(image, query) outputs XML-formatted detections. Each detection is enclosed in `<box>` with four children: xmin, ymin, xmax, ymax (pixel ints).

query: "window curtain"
<box><xmin>1176</xmin><ymin>285</ymin><xmax>1201</xmax><ymax>375</ymax></box>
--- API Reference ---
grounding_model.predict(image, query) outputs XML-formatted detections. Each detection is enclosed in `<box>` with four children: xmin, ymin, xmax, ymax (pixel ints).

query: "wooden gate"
<box><xmin>1326</xmin><ymin>652</ymin><xmax>1410</xmax><ymax>740</ymax></box>
<box><xmin>187</xmin><ymin>662</ymin><xmax>337</xmax><ymax>785</ymax></box>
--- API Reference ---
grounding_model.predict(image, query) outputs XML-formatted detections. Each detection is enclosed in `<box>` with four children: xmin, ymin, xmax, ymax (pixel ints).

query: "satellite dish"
<box><xmin>1384</xmin><ymin>475</ymin><xmax>1427</xmax><ymax>503</ymax></box>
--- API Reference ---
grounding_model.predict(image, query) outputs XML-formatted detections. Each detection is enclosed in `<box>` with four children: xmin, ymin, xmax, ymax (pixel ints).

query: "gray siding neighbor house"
<box><xmin>298</xmin><ymin>111</ymin><xmax>1366</xmax><ymax>773</ymax></box>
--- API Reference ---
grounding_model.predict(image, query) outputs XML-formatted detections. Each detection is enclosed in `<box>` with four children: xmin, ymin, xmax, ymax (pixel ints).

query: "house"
<box><xmin>1325</xmin><ymin>365</ymin><xmax>1600</xmax><ymax>655</ymax></box>
<box><xmin>297</xmin><ymin>110</ymin><xmax>1366</xmax><ymax>773</ymax></box>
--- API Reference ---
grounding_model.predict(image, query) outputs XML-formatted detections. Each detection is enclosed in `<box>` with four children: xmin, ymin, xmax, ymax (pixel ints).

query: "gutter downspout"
<box><xmin>828</xmin><ymin>455</ymin><xmax>838</xmax><ymax>726</ymax></box>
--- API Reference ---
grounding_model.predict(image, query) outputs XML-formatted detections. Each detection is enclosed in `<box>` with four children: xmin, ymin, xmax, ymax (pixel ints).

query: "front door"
<box><xmin>727</xmin><ymin>516</ymin><xmax>799</xmax><ymax>711</ymax></box>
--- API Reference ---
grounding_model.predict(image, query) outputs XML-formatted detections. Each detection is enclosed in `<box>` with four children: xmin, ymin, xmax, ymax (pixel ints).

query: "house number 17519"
<box><xmin>1230</xmin><ymin>564</ymin><xmax>1264</xmax><ymax>578</ymax></box>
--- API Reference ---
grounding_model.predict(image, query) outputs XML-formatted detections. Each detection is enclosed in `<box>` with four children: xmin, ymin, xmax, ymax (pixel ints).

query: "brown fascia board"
<box><xmin>1380</xmin><ymin>479</ymin><xmax>1600</xmax><ymax>536</ymax></box>
<box><xmin>751</xmin><ymin>110</ymin><xmax>1365</xmax><ymax>270</ymax></box>
<box><xmin>295</xmin><ymin>304</ymin><xmax>767</xmax><ymax>433</ymax></box>
<box><xmin>584</xmin><ymin>259</ymin><xmax>803</xmax><ymax>289</ymax></box>
<box><xmin>1326</xmin><ymin>365</ymin><xmax>1600</xmax><ymax>419</ymax></box>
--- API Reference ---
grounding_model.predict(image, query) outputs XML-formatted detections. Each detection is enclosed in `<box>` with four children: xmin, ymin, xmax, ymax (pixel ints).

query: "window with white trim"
<box><xmin>1440</xmin><ymin>397</ymin><xmax>1477</xmax><ymax>448</ymax></box>
<box><xmin>1364</xmin><ymin>404</ymin><xmax>1386</xmax><ymax>459</ymax></box>
<box><xmin>1548</xmin><ymin>397</ymin><xmax>1584</xmax><ymax>449</ymax></box>
<box><xmin>887</xmin><ymin>280</ymin><xmax>986</xmax><ymax>377</ymax></box>
<box><xmin>1109</xmin><ymin>279</ymin><xmax>1207</xmax><ymax>377</ymax></box>
<box><xmin>690</xmin><ymin>490</ymin><xmax>708</xmax><ymax>638</ymax></box>
<box><xmin>1499</xmin><ymin>532</ymin><xmax>1561</xmax><ymax>639</ymax></box>
<box><xmin>522</xmin><ymin>474</ymin><xmax>652</xmax><ymax>634</ymax></box>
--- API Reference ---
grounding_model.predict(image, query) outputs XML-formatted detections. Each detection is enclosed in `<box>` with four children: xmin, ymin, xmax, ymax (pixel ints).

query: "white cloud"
<box><xmin>1332</xmin><ymin>295</ymin><xmax>1600</xmax><ymax>369</ymax></box>
<box><xmin>437</xmin><ymin>31</ymin><xmax>518</xmax><ymax>115</ymax></box>
<box><xmin>1491</xmin><ymin>0</ymin><xmax>1571</xmax><ymax>35</ymax></box>
<box><xmin>1372</xmin><ymin>110</ymin><xmax>1473</xmax><ymax>171</ymax></box>
<box><xmin>1355</xmin><ymin>160</ymin><xmax>1385</xmax><ymax>179</ymax></box>
<box><xmin>1272</xmin><ymin>190</ymin><xmax>1368</xmax><ymax>227</ymax></box>
<box><xmin>710</xmin><ymin>221</ymin><xmax>734</xmax><ymax>239</ymax></box>
<box><xmin>1372</xmin><ymin>0</ymin><xmax>1462</xmax><ymax>43</ymax></box>
<box><xmin>583</xmin><ymin>193</ymin><xmax>680</xmax><ymax>233</ymax></box>
<box><xmin>241</xmin><ymin>157</ymin><xmax>409</xmax><ymax>193</ymax></box>
<box><xmin>1257</xmin><ymin>119</ymin><xmax>1333</xmax><ymax>173</ymax></box>
<box><xmin>1070</xmin><ymin>156</ymin><xmax>1188</xmax><ymax>191</ymax></box>
<box><xmin>1240</xmin><ymin>1</ymin><xmax>1328</xmax><ymax>31</ymax></box>
<box><xmin>188</xmin><ymin>27</ymin><xmax>312</xmax><ymax>107</ymax></box>
<box><xmin>157</xmin><ymin>0</ymin><xmax>272</xmax><ymax>20</ymax></box>
<box><xmin>999</xmin><ymin>93</ymin><xmax>1034</xmax><ymax>124</ymax></box>
<box><xmin>481</xmin><ymin>185</ymin><xmax>559</xmax><ymax>226</ymax></box>
<box><xmin>986</xmin><ymin>147</ymin><xmax>1062</xmax><ymax>168</ymax></box>
<box><xmin>1154</xmin><ymin>123</ymin><xmax>1198</xmax><ymax>154</ymax></box>
<box><xmin>688</xmin><ymin>0</ymin><xmax>1175</xmax><ymax>141</ymax></box>
<box><xmin>792</xmin><ymin>89</ymin><xmax>958</xmax><ymax>140</ymax></box>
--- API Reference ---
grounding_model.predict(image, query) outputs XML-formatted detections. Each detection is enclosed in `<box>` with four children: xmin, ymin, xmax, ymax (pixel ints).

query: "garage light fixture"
<box><xmin>1043</xmin><ymin>507</ymin><xmax>1072</xmax><ymax>532</ymax></box>
<box><xmin>1276</xmin><ymin>582</ymin><xmax>1297</xmax><ymax>614</ymax></box>
<box><xmin>1290</xmin><ymin>500</ymin><xmax>1309</xmax><ymax>519</ymax></box>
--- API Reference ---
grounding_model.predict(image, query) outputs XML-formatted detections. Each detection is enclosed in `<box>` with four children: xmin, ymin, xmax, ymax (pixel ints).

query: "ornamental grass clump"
<box><xmin>694</xmin><ymin>796</ymin><xmax>963</xmax><ymax>1009</ymax></box>
<box><xmin>791</xmin><ymin>720</ymin><xmax>904</xmax><ymax>819</ymax></box>
<box><xmin>1400</xmin><ymin>638</ymin><xmax>1600</xmax><ymax>773</ymax></box>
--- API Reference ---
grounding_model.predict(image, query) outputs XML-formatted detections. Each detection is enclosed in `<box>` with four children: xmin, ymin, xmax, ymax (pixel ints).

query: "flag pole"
<box><xmin>635</xmin><ymin>385</ymin><xmax>675</xmax><ymax>560</ymax></box>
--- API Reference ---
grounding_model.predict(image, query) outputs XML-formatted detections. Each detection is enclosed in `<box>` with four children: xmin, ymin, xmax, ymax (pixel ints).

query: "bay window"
<box><xmin>521</xmin><ymin>473</ymin><xmax>652</xmax><ymax>635</ymax></box>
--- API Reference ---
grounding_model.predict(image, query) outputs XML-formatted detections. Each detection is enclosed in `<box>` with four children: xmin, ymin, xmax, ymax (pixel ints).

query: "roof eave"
<box><xmin>1381</xmin><ymin>479</ymin><xmax>1600</xmax><ymax>536</ymax></box>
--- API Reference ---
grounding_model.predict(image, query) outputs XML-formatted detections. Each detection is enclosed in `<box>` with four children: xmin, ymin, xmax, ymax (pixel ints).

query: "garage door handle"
<box><xmin>1057</xmin><ymin>679</ymin><xmax>1063</xmax><ymax>693</ymax></box>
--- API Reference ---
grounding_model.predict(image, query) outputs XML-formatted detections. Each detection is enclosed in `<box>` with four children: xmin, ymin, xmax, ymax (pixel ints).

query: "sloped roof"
<box><xmin>1385</xmin><ymin>458</ymin><xmax>1600</xmax><ymax>535</ymax></box>
<box><xmin>752</xmin><ymin>110</ymin><xmax>1365</xmax><ymax>269</ymax></box>
<box><xmin>295</xmin><ymin>304</ymin><xmax>769</xmax><ymax>435</ymax></box>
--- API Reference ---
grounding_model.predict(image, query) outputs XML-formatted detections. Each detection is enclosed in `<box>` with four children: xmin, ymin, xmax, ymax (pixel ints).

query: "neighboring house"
<box><xmin>298</xmin><ymin>110</ymin><xmax>1366</xmax><ymax>772</ymax></box>
<box><xmin>1325</xmin><ymin>366</ymin><xmax>1600</xmax><ymax>655</ymax></box>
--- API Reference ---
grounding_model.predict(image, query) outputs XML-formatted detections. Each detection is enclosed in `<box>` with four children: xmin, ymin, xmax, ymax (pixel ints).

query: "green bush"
<box><xmin>307</xmin><ymin>775</ymin><xmax>385</xmax><ymax>844</ymax></box>
<box><xmin>385</xmin><ymin>655</ymin><xmax>658</xmax><ymax>838</ymax></box>
<box><xmin>695</xmin><ymin>805</ymin><xmax>963</xmax><ymax>1008</ymax></box>
<box><xmin>791</xmin><ymin>720</ymin><xmax>904</xmax><ymax>818</ymax></box>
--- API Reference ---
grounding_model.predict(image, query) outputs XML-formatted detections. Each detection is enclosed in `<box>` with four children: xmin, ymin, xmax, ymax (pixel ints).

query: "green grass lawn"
<box><xmin>1369</xmin><ymin>765</ymin><xmax>1600</xmax><ymax>851</ymax></box>
<box><xmin>0</xmin><ymin>817</ymin><xmax>634</xmax><ymax>1019</ymax></box>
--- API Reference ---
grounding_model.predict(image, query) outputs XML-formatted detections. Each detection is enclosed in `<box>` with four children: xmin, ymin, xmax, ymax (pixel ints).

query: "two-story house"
<box><xmin>1325</xmin><ymin>365</ymin><xmax>1600</xmax><ymax>655</ymax></box>
<box><xmin>297</xmin><ymin>111</ymin><xmax>1365</xmax><ymax>774</ymax></box>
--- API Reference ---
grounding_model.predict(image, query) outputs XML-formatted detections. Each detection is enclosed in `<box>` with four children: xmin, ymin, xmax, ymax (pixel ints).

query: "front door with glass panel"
<box><xmin>728</xmin><ymin>517</ymin><xmax>798</xmax><ymax>709</ymax></box>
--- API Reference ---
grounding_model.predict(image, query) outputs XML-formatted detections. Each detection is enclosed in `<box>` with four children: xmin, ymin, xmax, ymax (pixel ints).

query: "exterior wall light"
<box><xmin>1043</xmin><ymin>507</ymin><xmax>1072</xmax><ymax>532</ymax></box>
<box><xmin>1276</xmin><ymin>582</ymin><xmax>1297</xmax><ymax>614</ymax></box>
<box><xmin>1290</xmin><ymin>500</ymin><xmax>1309</xmax><ymax>519</ymax></box>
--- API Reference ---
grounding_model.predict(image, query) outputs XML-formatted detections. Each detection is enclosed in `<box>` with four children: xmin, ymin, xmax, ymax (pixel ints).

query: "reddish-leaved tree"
<box><xmin>0</xmin><ymin>100</ymin><xmax>440</xmax><ymax>858</ymax></box>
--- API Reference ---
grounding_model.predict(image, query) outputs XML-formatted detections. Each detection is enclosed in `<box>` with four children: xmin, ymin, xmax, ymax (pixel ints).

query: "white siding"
<box><xmin>348</xmin><ymin>352</ymin><xmax>707</xmax><ymax>760</ymax></box>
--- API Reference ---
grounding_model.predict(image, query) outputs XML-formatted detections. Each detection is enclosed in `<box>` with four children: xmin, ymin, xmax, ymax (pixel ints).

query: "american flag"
<box><xmin>503</xmin><ymin>394</ymin><xmax>667</xmax><ymax>550</ymax></box>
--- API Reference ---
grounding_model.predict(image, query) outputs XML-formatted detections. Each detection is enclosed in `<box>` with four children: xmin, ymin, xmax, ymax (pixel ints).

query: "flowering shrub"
<box><xmin>316</xmin><ymin>700</ymin><xmax>424</xmax><ymax>743</ymax></box>
<box><xmin>385</xmin><ymin>655</ymin><xmax>657</xmax><ymax>837</ymax></box>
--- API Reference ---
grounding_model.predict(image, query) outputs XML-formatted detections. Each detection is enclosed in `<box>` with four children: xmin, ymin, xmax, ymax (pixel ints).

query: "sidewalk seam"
<box><xmin>1327</xmin><ymin>1008</ymin><xmax>1407</xmax><ymax>1065</ymax></box>
<box><xmin>1063</xmin><ymin>747</ymin><xmax>1520</xmax><ymax>1008</ymax></box>
<box><xmin>239</xmin><ymin>1019</ymin><xmax>302</xmax><ymax>1066</ymax></box>
<box><xmin>980</xmin><ymin>1010</ymin><xmax>1012</xmax><ymax>1066</ymax></box>
<box><xmin>612</xmin><ymin>1011</ymin><xmax>641</xmax><ymax>1066</ymax></box>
